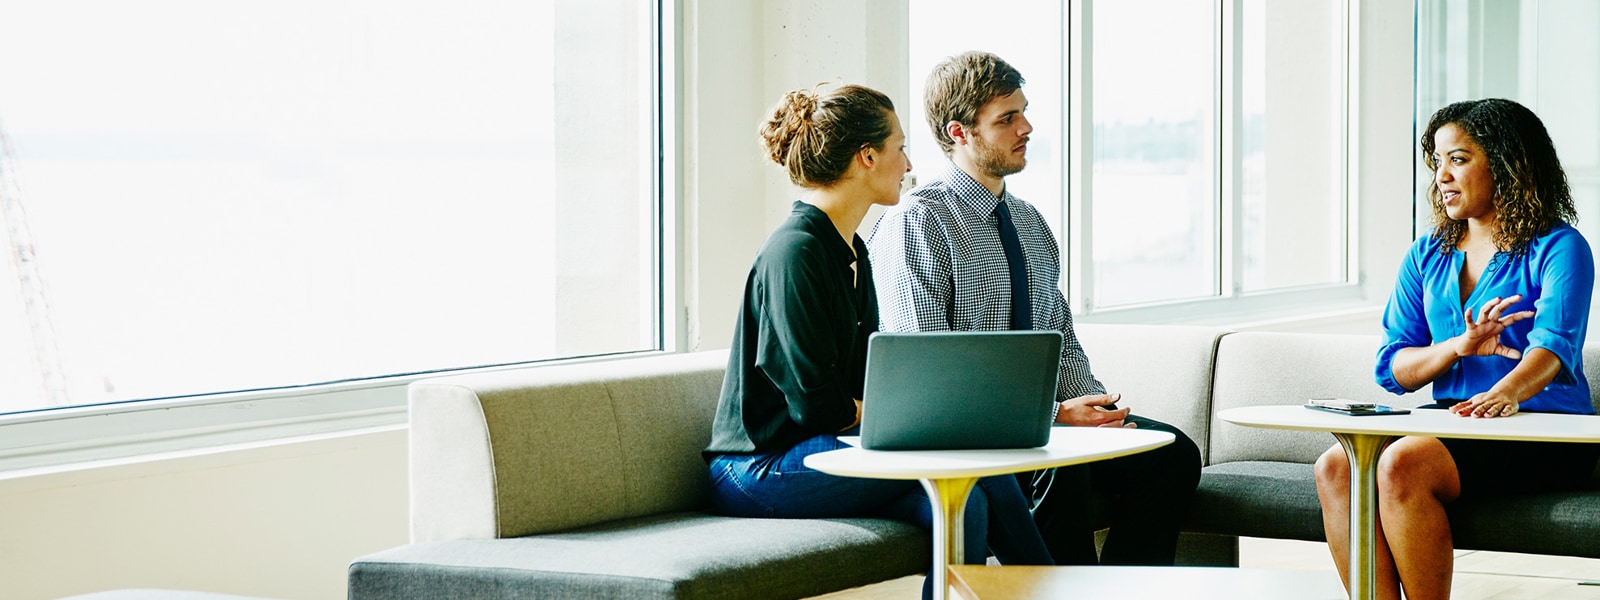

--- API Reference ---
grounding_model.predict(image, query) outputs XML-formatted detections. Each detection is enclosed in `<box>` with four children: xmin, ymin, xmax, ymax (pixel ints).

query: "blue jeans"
<box><xmin>708</xmin><ymin>433</ymin><xmax>1052</xmax><ymax>597</ymax></box>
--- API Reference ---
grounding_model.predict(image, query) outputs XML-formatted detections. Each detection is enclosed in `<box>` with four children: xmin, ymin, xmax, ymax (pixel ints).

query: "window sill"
<box><xmin>1077</xmin><ymin>284</ymin><xmax>1383</xmax><ymax>332</ymax></box>
<box><xmin>0</xmin><ymin>381</ymin><xmax>410</xmax><ymax>475</ymax></box>
<box><xmin>0</xmin><ymin>350</ymin><xmax>670</xmax><ymax>475</ymax></box>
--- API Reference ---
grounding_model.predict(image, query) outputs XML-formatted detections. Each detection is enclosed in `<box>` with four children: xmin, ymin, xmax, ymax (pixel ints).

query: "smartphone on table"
<box><xmin>1304</xmin><ymin>398</ymin><xmax>1411</xmax><ymax>416</ymax></box>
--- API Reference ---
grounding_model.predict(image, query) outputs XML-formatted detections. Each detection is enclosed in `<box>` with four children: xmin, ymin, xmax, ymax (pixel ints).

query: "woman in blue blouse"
<box><xmin>703</xmin><ymin>84</ymin><xmax>1052</xmax><ymax>599</ymax></box>
<box><xmin>1313</xmin><ymin>98</ymin><xmax>1599</xmax><ymax>600</ymax></box>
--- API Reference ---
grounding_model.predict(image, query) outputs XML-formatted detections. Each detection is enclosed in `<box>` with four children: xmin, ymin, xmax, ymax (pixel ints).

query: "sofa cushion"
<box><xmin>1448</xmin><ymin>482</ymin><xmax>1600</xmax><ymax>559</ymax></box>
<box><xmin>408</xmin><ymin>351</ymin><xmax>729</xmax><ymax>541</ymax></box>
<box><xmin>1191</xmin><ymin>460</ymin><xmax>1600</xmax><ymax>559</ymax></box>
<box><xmin>1187</xmin><ymin>461</ymin><xmax>1325</xmax><ymax>542</ymax></box>
<box><xmin>1074</xmin><ymin>324</ymin><xmax>1228</xmax><ymax>463</ymax></box>
<box><xmin>348</xmin><ymin>512</ymin><xmax>927</xmax><ymax>600</ymax></box>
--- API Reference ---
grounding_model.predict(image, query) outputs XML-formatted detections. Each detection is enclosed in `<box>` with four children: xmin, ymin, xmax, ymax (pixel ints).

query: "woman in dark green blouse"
<box><xmin>703</xmin><ymin>84</ymin><xmax>1051</xmax><ymax>597</ymax></box>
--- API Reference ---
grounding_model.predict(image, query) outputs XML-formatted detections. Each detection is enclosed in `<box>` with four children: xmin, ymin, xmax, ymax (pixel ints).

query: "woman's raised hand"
<box><xmin>1455</xmin><ymin>294</ymin><xmax>1535</xmax><ymax>359</ymax></box>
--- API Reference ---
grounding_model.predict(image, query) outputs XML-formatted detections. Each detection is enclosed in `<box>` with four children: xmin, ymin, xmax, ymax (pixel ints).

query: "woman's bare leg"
<box><xmin>1375</xmin><ymin>436</ymin><xmax>1460</xmax><ymax>600</ymax></box>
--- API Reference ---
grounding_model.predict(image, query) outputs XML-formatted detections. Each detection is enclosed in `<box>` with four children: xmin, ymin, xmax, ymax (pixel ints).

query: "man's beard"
<box><xmin>973</xmin><ymin>137</ymin><xmax>1026</xmax><ymax>179</ymax></box>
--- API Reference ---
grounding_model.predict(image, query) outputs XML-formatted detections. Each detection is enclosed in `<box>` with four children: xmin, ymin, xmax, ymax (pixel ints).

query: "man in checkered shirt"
<box><xmin>867</xmin><ymin>51</ymin><xmax>1202</xmax><ymax>566</ymax></box>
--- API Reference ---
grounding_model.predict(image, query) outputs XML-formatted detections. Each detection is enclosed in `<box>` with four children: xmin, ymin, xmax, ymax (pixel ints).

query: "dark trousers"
<box><xmin>1017</xmin><ymin>414</ymin><xmax>1202</xmax><ymax>565</ymax></box>
<box><xmin>710</xmin><ymin>433</ymin><xmax>1053</xmax><ymax>599</ymax></box>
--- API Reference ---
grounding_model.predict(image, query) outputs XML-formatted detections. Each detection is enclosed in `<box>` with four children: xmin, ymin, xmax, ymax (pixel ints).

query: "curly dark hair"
<box><xmin>1420</xmin><ymin>98</ymin><xmax>1576</xmax><ymax>254</ymax></box>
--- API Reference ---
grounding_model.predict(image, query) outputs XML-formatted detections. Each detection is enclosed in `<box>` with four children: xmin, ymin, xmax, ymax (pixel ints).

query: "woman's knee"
<box><xmin>1376</xmin><ymin>439</ymin><xmax>1458</xmax><ymax>501</ymax></box>
<box><xmin>1314</xmin><ymin>445</ymin><xmax>1349</xmax><ymax>489</ymax></box>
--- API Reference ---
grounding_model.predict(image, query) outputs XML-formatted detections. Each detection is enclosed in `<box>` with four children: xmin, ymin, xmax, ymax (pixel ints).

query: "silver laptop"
<box><xmin>858</xmin><ymin>330</ymin><xmax>1062</xmax><ymax>450</ymax></box>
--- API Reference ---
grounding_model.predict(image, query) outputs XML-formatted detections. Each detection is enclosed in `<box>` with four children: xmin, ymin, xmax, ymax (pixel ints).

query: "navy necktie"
<box><xmin>994</xmin><ymin>200</ymin><xmax>1033</xmax><ymax>330</ymax></box>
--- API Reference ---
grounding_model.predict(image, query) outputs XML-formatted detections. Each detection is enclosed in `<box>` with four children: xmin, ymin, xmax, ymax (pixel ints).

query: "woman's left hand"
<box><xmin>1452</xmin><ymin>391</ymin><xmax>1521</xmax><ymax>418</ymax></box>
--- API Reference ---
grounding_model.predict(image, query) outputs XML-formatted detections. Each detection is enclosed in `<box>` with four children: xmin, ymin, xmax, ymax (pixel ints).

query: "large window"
<box><xmin>909</xmin><ymin>0</ymin><xmax>1352</xmax><ymax>319</ymax></box>
<box><xmin>0</xmin><ymin>1</ymin><xmax>662</xmax><ymax>415</ymax></box>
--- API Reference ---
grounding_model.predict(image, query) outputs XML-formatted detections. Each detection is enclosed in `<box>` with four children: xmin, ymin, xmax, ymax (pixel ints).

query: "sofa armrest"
<box><xmin>407</xmin><ymin>350</ymin><xmax>729</xmax><ymax>543</ymax></box>
<box><xmin>409</xmin><ymin>380</ymin><xmax>500</xmax><ymax>542</ymax></box>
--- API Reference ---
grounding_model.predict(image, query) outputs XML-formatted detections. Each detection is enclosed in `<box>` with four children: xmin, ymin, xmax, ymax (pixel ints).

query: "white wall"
<box><xmin>0</xmin><ymin>428</ymin><xmax>407</xmax><ymax>599</ymax></box>
<box><xmin>680</xmin><ymin>0</ymin><xmax>764</xmax><ymax>354</ymax></box>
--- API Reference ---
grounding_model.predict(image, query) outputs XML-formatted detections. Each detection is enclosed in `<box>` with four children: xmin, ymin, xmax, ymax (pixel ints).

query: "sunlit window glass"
<box><xmin>1088</xmin><ymin>0</ymin><xmax>1217</xmax><ymax>308</ymax></box>
<box><xmin>0</xmin><ymin>0</ymin><xmax>658</xmax><ymax>413</ymax></box>
<box><xmin>1238</xmin><ymin>0</ymin><xmax>1345</xmax><ymax>292</ymax></box>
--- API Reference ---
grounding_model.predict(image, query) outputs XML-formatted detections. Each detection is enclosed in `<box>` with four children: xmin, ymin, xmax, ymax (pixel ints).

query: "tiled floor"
<box><xmin>809</xmin><ymin>537</ymin><xmax>1600</xmax><ymax>599</ymax></box>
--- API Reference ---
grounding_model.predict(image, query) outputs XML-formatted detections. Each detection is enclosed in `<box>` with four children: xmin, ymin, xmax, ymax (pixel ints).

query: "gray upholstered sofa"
<box><xmin>1144</xmin><ymin>327</ymin><xmax>1600</xmax><ymax>563</ymax></box>
<box><xmin>347</xmin><ymin>351</ymin><xmax>926</xmax><ymax>600</ymax></box>
<box><xmin>347</xmin><ymin>324</ymin><xmax>1600</xmax><ymax>599</ymax></box>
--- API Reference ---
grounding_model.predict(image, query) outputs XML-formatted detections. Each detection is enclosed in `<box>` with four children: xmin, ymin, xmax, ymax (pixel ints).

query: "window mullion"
<box><xmin>1342</xmin><ymin>0</ymin><xmax>1357</xmax><ymax>285</ymax></box>
<box><xmin>1067</xmin><ymin>0</ymin><xmax>1093</xmax><ymax>313</ymax></box>
<box><xmin>1219</xmin><ymin>0</ymin><xmax>1243</xmax><ymax>299</ymax></box>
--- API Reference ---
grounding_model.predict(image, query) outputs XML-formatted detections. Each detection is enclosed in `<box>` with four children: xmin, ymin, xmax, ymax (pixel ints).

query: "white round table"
<box><xmin>804</xmin><ymin>427</ymin><xmax>1175</xmax><ymax>600</ymax></box>
<box><xmin>1221</xmin><ymin>404</ymin><xmax>1600</xmax><ymax>600</ymax></box>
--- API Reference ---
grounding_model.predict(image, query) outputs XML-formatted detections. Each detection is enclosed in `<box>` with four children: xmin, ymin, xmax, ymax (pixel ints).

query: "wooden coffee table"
<box><xmin>947</xmin><ymin>565</ymin><xmax>1346</xmax><ymax>599</ymax></box>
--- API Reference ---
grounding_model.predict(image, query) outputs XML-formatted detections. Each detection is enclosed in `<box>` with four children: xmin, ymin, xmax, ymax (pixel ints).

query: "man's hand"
<box><xmin>1455</xmin><ymin>295</ymin><xmax>1535</xmax><ymax>359</ymax></box>
<box><xmin>1057</xmin><ymin>393</ymin><xmax>1134</xmax><ymax>428</ymax></box>
<box><xmin>841</xmin><ymin>399</ymin><xmax>863</xmax><ymax>431</ymax></box>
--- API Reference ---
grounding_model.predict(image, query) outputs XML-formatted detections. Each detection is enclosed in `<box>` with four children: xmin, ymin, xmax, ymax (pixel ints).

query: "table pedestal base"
<box><xmin>1332</xmin><ymin>432</ymin><xmax>1397</xmax><ymax>600</ymax></box>
<box><xmin>920</xmin><ymin>477</ymin><xmax>977</xmax><ymax>600</ymax></box>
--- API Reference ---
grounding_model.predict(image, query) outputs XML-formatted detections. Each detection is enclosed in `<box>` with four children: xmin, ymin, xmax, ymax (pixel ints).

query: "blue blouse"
<box><xmin>1376</xmin><ymin>223</ymin><xmax>1596</xmax><ymax>414</ymax></box>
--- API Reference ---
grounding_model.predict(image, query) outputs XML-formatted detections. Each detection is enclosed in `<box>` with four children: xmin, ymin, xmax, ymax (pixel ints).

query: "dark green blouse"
<box><xmin>704</xmin><ymin>201</ymin><xmax>879</xmax><ymax>456</ymax></box>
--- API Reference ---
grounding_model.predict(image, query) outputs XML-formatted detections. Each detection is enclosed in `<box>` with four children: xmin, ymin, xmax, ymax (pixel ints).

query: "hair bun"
<box><xmin>789</xmin><ymin>89</ymin><xmax>818</xmax><ymax>121</ymax></box>
<box><xmin>759</xmin><ymin>88</ymin><xmax>822</xmax><ymax>167</ymax></box>
<box><xmin>757</xmin><ymin>83</ymin><xmax>895</xmax><ymax>188</ymax></box>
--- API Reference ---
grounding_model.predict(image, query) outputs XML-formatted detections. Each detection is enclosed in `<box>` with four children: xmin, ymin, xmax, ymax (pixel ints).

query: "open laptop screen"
<box><xmin>859</xmin><ymin>330</ymin><xmax>1062</xmax><ymax>450</ymax></box>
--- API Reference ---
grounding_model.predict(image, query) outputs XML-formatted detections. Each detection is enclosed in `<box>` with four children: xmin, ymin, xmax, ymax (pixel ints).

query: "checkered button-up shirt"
<box><xmin>866</xmin><ymin>163</ymin><xmax>1105</xmax><ymax>402</ymax></box>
